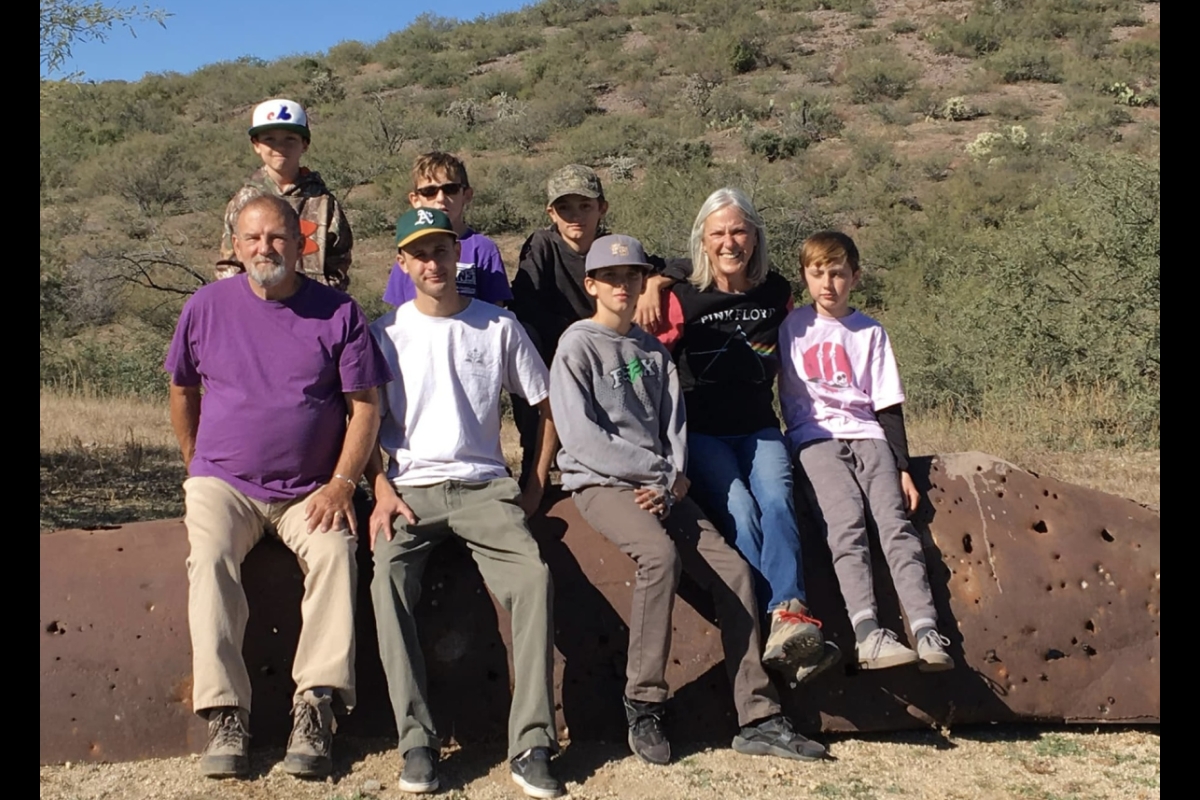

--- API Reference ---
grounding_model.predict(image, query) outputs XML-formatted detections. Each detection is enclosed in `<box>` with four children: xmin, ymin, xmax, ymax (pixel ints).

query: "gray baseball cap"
<box><xmin>585</xmin><ymin>234</ymin><xmax>654</xmax><ymax>274</ymax></box>
<box><xmin>547</xmin><ymin>164</ymin><xmax>604</xmax><ymax>205</ymax></box>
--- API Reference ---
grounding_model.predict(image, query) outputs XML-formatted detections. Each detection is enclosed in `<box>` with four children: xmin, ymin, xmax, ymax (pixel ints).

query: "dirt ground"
<box><xmin>39</xmin><ymin>726</ymin><xmax>1159</xmax><ymax>800</ymax></box>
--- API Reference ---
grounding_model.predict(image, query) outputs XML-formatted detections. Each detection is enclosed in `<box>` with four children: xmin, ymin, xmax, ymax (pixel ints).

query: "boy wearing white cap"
<box><xmin>216</xmin><ymin>98</ymin><xmax>354</xmax><ymax>290</ymax></box>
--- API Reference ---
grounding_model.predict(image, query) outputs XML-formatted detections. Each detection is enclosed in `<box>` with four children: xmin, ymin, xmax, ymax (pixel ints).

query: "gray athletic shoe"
<box><xmin>732</xmin><ymin>714</ymin><xmax>826</xmax><ymax>762</ymax></box>
<box><xmin>856</xmin><ymin>628</ymin><xmax>920</xmax><ymax>670</ymax></box>
<box><xmin>916</xmin><ymin>629</ymin><xmax>955</xmax><ymax>672</ymax></box>
<box><xmin>199</xmin><ymin>707</ymin><xmax>250</xmax><ymax>779</ymax></box>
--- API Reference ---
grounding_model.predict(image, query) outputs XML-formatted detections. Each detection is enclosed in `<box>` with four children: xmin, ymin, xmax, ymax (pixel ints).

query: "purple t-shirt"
<box><xmin>383</xmin><ymin>228</ymin><xmax>513</xmax><ymax>307</ymax></box>
<box><xmin>165</xmin><ymin>274</ymin><xmax>394</xmax><ymax>503</ymax></box>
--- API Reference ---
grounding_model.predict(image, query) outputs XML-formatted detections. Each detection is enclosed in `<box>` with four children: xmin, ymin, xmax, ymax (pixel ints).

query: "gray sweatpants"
<box><xmin>796</xmin><ymin>438</ymin><xmax>938</xmax><ymax>634</ymax></box>
<box><xmin>370</xmin><ymin>477</ymin><xmax>557</xmax><ymax>759</ymax></box>
<box><xmin>575</xmin><ymin>487</ymin><xmax>781</xmax><ymax>727</ymax></box>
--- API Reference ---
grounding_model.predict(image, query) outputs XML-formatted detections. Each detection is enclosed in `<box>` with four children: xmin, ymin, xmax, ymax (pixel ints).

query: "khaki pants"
<box><xmin>183</xmin><ymin>476</ymin><xmax>358</xmax><ymax>716</ymax></box>
<box><xmin>371</xmin><ymin>477</ymin><xmax>557</xmax><ymax>759</ymax></box>
<box><xmin>574</xmin><ymin>487</ymin><xmax>781</xmax><ymax>727</ymax></box>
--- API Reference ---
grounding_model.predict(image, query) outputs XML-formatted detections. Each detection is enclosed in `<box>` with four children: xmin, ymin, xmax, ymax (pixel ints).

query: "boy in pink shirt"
<box><xmin>778</xmin><ymin>231</ymin><xmax>953</xmax><ymax>673</ymax></box>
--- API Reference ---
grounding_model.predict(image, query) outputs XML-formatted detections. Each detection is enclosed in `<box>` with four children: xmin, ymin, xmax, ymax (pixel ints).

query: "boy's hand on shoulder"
<box><xmin>634</xmin><ymin>274</ymin><xmax>672</xmax><ymax>331</ymax></box>
<box><xmin>899</xmin><ymin>471</ymin><xmax>920</xmax><ymax>516</ymax></box>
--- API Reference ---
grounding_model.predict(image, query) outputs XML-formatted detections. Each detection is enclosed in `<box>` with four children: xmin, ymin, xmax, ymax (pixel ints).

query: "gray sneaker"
<box><xmin>916</xmin><ymin>630</ymin><xmax>955</xmax><ymax>672</ymax></box>
<box><xmin>280</xmin><ymin>690</ymin><xmax>334</xmax><ymax>778</ymax></box>
<box><xmin>793</xmin><ymin>641</ymin><xmax>842</xmax><ymax>686</ymax></box>
<box><xmin>762</xmin><ymin>599</ymin><xmax>824</xmax><ymax>673</ymax></box>
<box><xmin>199</xmin><ymin>706</ymin><xmax>250</xmax><ymax>779</ymax></box>
<box><xmin>856</xmin><ymin>628</ymin><xmax>920</xmax><ymax>670</ymax></box>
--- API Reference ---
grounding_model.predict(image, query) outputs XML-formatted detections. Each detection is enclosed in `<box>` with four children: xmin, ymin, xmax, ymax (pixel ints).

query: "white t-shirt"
<box><xmin>778</xmin><ymin>305</ymin><xmax>906</xmax><ymax>451</ymax></box>
<box><xmin>370</xmin><ymin>299</ymin><xmax>549</xmax><ymax>487</ymax></box>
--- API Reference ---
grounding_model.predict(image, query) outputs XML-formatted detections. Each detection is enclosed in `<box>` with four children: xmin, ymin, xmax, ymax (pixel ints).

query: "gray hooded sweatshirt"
<box><xmin>549</xmin><ymin>320</ymin><xmax>687</xmax><ymax>493</ymax></box>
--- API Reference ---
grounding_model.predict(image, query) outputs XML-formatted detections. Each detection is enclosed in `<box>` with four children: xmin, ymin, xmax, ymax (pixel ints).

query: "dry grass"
<box><xmin>40</xmin><ymin>389</ymin><xmax>1159</xmax><ymax>533</ymax></box>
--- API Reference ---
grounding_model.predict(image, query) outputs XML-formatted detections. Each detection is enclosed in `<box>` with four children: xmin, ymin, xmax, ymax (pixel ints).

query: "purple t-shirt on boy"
<box><xmin>383</xmin><ymin>227</ymin><xmax>513</xmax><ymax>307</ymax></box>
<box><xmin>165</xmin><ymin>274</ymin><xmax>393</xmax><ymax>504</ymax></box>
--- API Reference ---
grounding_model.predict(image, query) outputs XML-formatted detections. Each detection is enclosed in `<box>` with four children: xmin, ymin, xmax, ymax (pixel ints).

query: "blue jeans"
<box><xmin>686</xmin><ymin>428</ymin><xmax>807</xmax><ymax>615</ymax></box>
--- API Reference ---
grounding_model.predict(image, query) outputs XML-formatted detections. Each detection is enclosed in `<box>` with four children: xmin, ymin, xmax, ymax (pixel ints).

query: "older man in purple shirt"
<box><xmin>165</xmin><ymin>195</ymin><xmax>392</xmax><ymax>781</ymax></box>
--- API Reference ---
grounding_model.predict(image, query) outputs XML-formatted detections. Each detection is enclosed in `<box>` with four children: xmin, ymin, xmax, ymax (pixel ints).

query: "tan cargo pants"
<box><xmin>183</xmin><ymin>476</ymin><xmax>358</xmax><ymax>716</ymax></box>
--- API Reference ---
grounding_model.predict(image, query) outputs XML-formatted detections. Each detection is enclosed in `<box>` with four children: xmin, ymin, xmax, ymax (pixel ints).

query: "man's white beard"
<box><xmin>248</xmin><ymin>258</ymin><xmax>288</xmax><ymax>288</ymax></box>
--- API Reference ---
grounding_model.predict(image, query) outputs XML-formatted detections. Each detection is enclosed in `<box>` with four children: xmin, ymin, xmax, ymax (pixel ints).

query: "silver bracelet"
<box><xmin>332</xmin><ymin>473</ymin><xmax>358</xmax><ymax>489</ymax></box>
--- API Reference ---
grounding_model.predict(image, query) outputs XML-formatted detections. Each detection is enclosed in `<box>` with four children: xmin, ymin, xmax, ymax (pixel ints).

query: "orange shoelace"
<box><xmin>775</xmin><ymin>609</ymin><xmax>823</xmax><ymax>629</ymax></box>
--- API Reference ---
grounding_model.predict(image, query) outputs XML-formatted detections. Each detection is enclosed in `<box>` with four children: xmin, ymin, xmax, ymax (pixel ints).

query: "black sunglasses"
<box><xmin>415</xmin><ymin>182</ymin><xmax>465</xmax><ymax>199</ymax></box>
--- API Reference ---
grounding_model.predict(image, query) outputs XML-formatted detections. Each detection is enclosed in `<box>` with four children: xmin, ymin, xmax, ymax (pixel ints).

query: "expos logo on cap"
<box><xmin>248</xmin><ymin>98</ymin><xmax>311</xmax><ymax>141</ymax></box>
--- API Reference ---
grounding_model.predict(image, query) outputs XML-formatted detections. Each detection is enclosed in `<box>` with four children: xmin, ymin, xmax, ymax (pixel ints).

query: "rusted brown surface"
<box><xmin>783</xmin><ymin>452</ymin><xmax>1160</xmax><ymax>733</ymax></box>
<box><xmin>40</xmin><ymin>454</ymin><xmax>1159</xmax><ymax>765</ymax></box>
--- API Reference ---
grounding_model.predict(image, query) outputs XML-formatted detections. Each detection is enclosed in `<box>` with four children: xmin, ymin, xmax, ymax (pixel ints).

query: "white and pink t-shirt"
<box><xmin>778</xmin><ymin>305</ymin><xmax>906</xmax><ymax>451</ymax></box>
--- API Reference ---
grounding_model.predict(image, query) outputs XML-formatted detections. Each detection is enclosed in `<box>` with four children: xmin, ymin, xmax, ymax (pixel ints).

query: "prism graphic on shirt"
<box><xmin>802</xmin><ymin>341</ymin><xmax>853</xmax><ymax>390</ymax></box>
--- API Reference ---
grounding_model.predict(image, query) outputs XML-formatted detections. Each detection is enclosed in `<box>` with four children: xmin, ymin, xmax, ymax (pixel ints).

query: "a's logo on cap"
<box><xmin>416</xmin><ymin>210</ymin><xmax>435</xmax><ymax>226</ymax></box>
<box><xmin>265</xmin><ymin>103</ymin><xmax>293</xmax><ymax>122</ymax></box>
<box><xmin>611</xmin><ymin>242</ymin><xmax>629</xmax><ymax>256</ymax></box>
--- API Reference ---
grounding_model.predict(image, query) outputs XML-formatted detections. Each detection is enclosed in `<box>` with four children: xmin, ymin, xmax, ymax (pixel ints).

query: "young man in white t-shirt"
<box><xmin>365</xmin><ymin>208</ymin><xmax>563</xmax><ymax>799</ymax></box>
<box><xmin>778</xmin><ymin>231</ymin><xmax>954</xmax><ymax>675</ymax></box>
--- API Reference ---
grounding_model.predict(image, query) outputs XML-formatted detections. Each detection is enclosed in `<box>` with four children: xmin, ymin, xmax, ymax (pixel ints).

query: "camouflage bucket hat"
<box><xmin>547</xmin><ymin>164</ymin><xmax>604</xmax><ymax>205</ymax></box>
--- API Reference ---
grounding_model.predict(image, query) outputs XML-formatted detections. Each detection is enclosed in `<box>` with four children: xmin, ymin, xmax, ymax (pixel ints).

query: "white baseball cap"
<box><xmin>248</xmin><ymin>98</ymin><xmax>310</xmax><ymax>141</ymax></box>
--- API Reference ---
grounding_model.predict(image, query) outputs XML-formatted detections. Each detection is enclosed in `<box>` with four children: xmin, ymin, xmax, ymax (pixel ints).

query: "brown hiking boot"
<box><xmin>199</xmin><ymin>706</ymin><xmax>250</xmax><ymax>779</ymax></box>
<box><xmin>761</xmin><ymin>599</ymin><xmax>824</xmax><ymax>673</ymax></box>
<box><xmin>280</xmin><ymin>690</ymin><xmax>335</xmax><ymax>778</ymax></box>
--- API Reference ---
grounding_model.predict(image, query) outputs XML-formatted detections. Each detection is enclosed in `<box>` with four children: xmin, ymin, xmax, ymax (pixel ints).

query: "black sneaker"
<box><xmin>732</xmin><ymin>714</ymin><xmax>826</xmax><ymax>762</ymax></box>
<box><xmin>398</xmin><ymin>746</ymin><xmax>439</xmax><ymax>794</ymax></box>
<box><xmin>623</xmin><ymin>696</ymin><xmax>671</xmax><ymax>765</ymax></box>
<box><xmin>510</xmin><ymin>746</ymin><xmax>563</xmax><ymax>799</ymax></box>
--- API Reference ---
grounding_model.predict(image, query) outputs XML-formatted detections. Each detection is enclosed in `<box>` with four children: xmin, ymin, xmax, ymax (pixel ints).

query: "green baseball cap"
<box><xmin>547</xmin><ymin>164</ymin><xmax>604</xmax><ymax>205</ymax></box>
<box><xmin>395</xmin><ymin>207</ymin><xmax>456</xmax><ymax>250</ymax></box>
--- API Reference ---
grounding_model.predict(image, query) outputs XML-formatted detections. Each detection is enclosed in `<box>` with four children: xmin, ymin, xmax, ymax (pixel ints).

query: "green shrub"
<box><xmin>889</xmin><ymin>19</ymin><xmax>918</xmax><ymax>34</ymax></box>
<box><xmin>988</xmin><ymin>41</ymin><xmax>1064</xmax><ymax>83</ymax></box>
<box><xmin>730</xmin><ymin>38</ymin><xmax>762</xmax><ymax>74</ymax></box>
<box><xmin>843</xmin><ymin>45</ymin><xmax>921</xmax><ymax>102</ymax></box>
<box><xmin>745</xmin><ymin>129</ymin><xmax>809</xmax><ymax>161</ymax></box>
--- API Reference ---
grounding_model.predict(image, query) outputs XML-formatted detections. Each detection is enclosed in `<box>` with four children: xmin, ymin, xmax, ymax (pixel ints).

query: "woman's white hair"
<box><xmin>688</xmin><ymin>187</ymin><xmax>769</xmax><ymax>291</ymax></box>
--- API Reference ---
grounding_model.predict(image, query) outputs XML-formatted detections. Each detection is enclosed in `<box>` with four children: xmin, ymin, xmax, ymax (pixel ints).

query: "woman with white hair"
<box><xmin>654</xmin><ymin>187</ymin><xmax>839</xmax><ymax>685</ymax></box>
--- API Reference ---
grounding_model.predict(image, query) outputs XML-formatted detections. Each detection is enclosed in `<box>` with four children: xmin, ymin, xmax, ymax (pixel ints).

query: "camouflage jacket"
<box><xmin>217</xmin><ymin>167</ymin><xmax>353</xmax><ymax>291</ymax></box>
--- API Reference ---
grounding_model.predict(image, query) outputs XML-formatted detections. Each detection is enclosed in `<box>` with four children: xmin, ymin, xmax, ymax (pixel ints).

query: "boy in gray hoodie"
<box><xmin>549</xmin><ymin>234</ymin><xmax>827</xmax><ymax>768</ymax></box>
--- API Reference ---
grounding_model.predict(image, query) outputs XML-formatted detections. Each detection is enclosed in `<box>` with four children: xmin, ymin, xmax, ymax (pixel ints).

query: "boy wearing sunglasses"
<box><xmin>383</xmin><ymin>152</ymin><xmax>513</xmax><ymax>309</ymax></box>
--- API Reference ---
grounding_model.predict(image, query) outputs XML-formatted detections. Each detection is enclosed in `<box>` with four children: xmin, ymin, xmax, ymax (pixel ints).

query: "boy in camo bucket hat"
<box><xmin>215</xmin><ymin>98</ymin><xmax>354</xmax><ymax>291</ymax></box>
<box><xmin>507</xmin><ymin>166</ymin><xmax>692</xmax><ymax>490</ymax></box>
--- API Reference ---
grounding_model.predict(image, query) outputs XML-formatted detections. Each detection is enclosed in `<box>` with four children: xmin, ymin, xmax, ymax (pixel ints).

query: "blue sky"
<box><xmin>55</xmin><ymin>0</ymin><xmax>533</xmax><ymax>82</ymax></box>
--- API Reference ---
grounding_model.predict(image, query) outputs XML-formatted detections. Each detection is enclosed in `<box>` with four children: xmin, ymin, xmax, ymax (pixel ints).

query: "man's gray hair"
<box><xmin>235</xmin><ymin>194</ymin><xmax>302</xmax><ymax>242</ymax></box>
<box><xmin>687</xmin><ymin>187</ymin><xmax>769</xmax><ymax>292</ymax></box>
